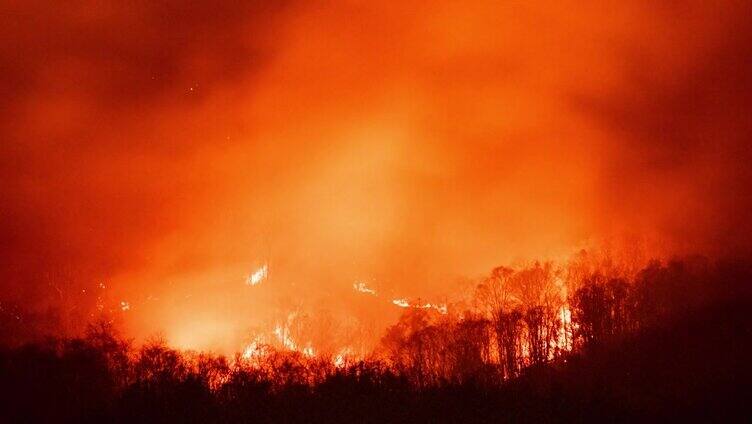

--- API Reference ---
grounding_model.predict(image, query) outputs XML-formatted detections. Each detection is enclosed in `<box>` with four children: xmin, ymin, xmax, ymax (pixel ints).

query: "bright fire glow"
<box><xmin>5</xmin><ymin>0</ymin><xmax>746</xmax><ymax>373</ymax></box>
<box><xmin>353</xmin><ymin>281</ymin><xmax>377</xmax><ymax>295</ymax></box>
<box><xmin>273</xmin><ymin>324</ymin><xmax>296</xmax><ymax>350</ymax></box>
<box><xmin>241</xmin><ymin>336</ymin><xmax>267</xmax><ymax>359</ymax></box>
<box><xmin>392</xmin><ymin>298</ymin><xmax>409</xmax><ymax>308</ymax></box>
<box><xmin>391</xmin><ymin>298</ymin><xmax>447</xmax><ymax>314</ymax></box>
<box><xmin>556</xmin><ymin>305</ymin><xmax>574</xmax><ymax>351</ymax></box>
<box><xmin>333</xmin><ymin>347</ymin><xmax>352</xmax><ymax>368</ymax></box>
<box><xmin>246</xmin><ymin>264</ymin><xmax>268</xmax><ymax>286</ymax></box>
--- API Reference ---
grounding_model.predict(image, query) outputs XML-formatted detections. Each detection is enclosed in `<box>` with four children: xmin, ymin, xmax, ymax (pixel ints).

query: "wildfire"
<box><xmin>391</xmin><ymin>298</ymin><xmax>447</xmax><ymax>314</ymax></box>
<box><xmin>271</xmin><ymin>312</ymin><xmax>316</xmax><ymax>357</ymax></box>
<box><xmin>392</xmin><ymin>298</ymin><xmax>409</xmax><ymax>308</ymax></box>
<box><xmin>241</xmin><ymin>336</ymin><xmax>268</xmax><ymax>359</ymax></box>
<box><xmin>302</xmin><ymin>345</ymin><xmax>316</xmax><ymax>357</ymax></box>
<box><xmin>353</xmin><ymin>281</ymin><xmax>377</xmax><ymax>295</ymax></box>
<box><xmin>431</xmin><ymin>303</ymin><xmax>448</xmax><ymax>315</ymax></box>
<box><xmin>417</xmin><ymin>302</ymin><xmax>448</xmax><ymax>315</ymax></box>
<box><xmin>559</xmin><ymin>306</ymin><xmax>572</xmax><ymax>325</ymax></box>
<box><xmin>240</xmin><ymin>316</ymin><xmax>317</xmax><ymax>363</ymax></box>
<box><xmin>246</xmin><ymin>264</ymin><xmax>268</xmax><ymax>286</ymax></box>
<box><xmin>333</xmin><ymin>347</ymin><xmax>352</xmax><ymax>368</ymax></box>
<box><xmin>556</xmin><ymin>305</ymin><xmax>574</xmax><ymax>351</ymax></box>
<box><xmin>273</xmin><ymin>323</ymin><xmax>297</xmax><ymax>351</ymax></box>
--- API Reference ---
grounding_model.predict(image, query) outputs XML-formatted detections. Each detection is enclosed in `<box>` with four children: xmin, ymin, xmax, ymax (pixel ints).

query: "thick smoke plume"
<box><xmin>1</xmin><ymin>1</ymin><xmax>751</xmax><ymax>351</ymax></box>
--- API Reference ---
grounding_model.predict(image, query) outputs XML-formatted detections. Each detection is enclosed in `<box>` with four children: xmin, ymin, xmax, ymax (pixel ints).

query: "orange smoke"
<box><xmin>1</xmin><ymin>1</ymin><xmax>751</xmax><ymax>353</ymax></box>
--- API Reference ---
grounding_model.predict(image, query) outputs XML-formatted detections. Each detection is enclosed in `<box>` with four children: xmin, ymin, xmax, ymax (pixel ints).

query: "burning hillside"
<box><xmin>2</xmin><ymin>0</ymin><xmax>752</xmax><ymax>421</ymax></box>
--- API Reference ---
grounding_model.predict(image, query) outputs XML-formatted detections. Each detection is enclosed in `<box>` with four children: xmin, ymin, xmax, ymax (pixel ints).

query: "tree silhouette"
<box><xmin>1</xmin><ymin>256</ymin><xmax>750</xmax><ymax>422</ymax></box>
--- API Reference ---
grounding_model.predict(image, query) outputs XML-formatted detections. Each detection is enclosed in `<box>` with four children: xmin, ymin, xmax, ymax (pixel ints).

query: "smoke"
<box><xmin>576</xmin><ymin>3</ymin><xmax>752</xmax><ymax>255</ymax></box>
<box><xmin>2</xmin><ymin>1</ymin><xmax>751</xmax><ymax>350</ymax></box>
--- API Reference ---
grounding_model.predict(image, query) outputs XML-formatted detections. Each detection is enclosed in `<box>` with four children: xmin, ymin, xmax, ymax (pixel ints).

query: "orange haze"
<box><xmin>2</xmin><ymin>1</ymin><xmax>752</xmax><ymax>353</ymax></box>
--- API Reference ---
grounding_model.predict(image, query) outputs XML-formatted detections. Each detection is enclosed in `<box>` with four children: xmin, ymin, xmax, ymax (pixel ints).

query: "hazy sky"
<box><xmin>2</xmin><ymin>1</ymin><xmax>751</xmax><ymax>351</ymax></box>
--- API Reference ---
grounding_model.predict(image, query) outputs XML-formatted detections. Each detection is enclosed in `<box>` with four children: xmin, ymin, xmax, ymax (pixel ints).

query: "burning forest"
<box><xmin>2</xmin><ymin>0</ymin><xmax>752</xmax><ymax>422</ymax></box>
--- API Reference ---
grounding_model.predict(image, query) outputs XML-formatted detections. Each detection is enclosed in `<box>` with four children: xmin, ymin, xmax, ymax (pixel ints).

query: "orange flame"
<box><xmin>353</xmin><ymin>281</ymin><xmax>377</xmax><ymax>295</ymax></box>
<box><xmin>246</xmin><ymin>264</ymin><xmax>268</xmax><ymax>286</ymax></box>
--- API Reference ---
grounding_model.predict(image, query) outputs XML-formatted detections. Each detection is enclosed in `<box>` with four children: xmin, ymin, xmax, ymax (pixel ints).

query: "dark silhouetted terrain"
<box><xmin>2</xmin><ymin>257</ymin><xmax>750</xmax><ymax>423</ymax></box>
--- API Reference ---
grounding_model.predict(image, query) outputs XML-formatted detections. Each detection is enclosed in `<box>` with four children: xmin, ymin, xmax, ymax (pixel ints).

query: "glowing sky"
<box><xmin>2</xmin><ymin>1</ymin><xmax>751</xmax><ymax>352</ymax></box>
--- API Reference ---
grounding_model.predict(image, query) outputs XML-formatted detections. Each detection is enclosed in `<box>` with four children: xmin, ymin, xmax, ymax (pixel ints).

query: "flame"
<box><xmin>419</xmin><ymin>302</ymin><xmax>447</xmax><ymax>315</ymax></box>
<box><xmin>556</xmin><ymin>305</ymin><xmax>574</xmax><ymax>351</ymax></box>
<box><xmin>246</xmin><ymin>264</ymin><xmax>268</xmax><ymax>286</ymax></box>
<box><xmin>391</xmin><ymin>298</ymin><xmax>447</xmax><ymax>314</ymax></box>
<box><xmin>302</xmin><ymin>345</ymin><xmax>316</xmax><ymax>357</ymax></box>
<box><xmin>241</xmin><ymin>335</ymin><xmax>268</xmax><ymax>359</ymax></box>
<box><xmin>273</xmin><ymin>324</ymin><xmax>297</xmax><ymax>351</ymax></box>
<box><xmin>333</xmin><ymin>347</ymin><xmax>352</xmax><ymax>368</ymax></box>
<box><xmin>432</xmin><ymin>303</ymin><xmax>448</xmax><ymax>315</ymax></box>
<box><xmin>272</xmin><ymin>312</ymin><xmax>318</xmax><ymax>357</ymax></box>
<box><xmin>353</xmin><ymin>281</ymin><xmax>377</xmax><ymax>295</ymax></box>
<box><xmin>392</xmin><ymin>298</ymin><xmax>409</xmax><ymax>308</ymax></box>
<box><xmin>559</xmin><ymin>306</ymin><xmax>572</xmax><ymax>325</ymax></box>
